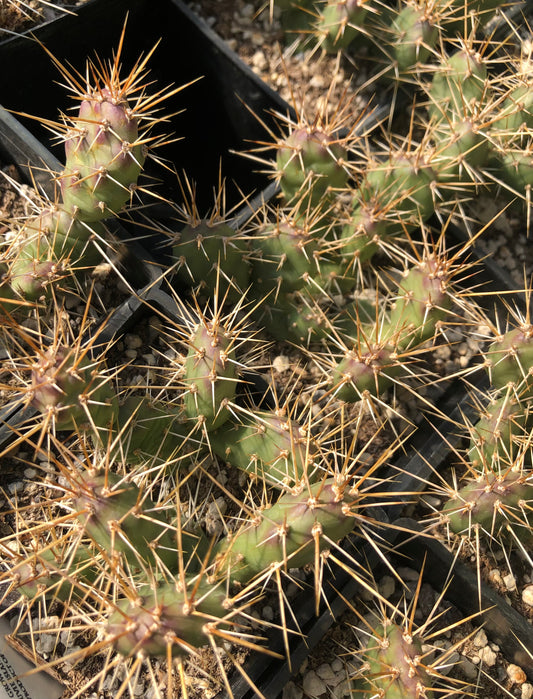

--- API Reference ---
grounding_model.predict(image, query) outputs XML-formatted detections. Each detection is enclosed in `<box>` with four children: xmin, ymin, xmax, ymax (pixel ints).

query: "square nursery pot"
<box><xmin>2</xmin><ymin>4</ymin><xmax>533</xmax><ymax>699</ymax></box>
<box><xmin>0</xmin><ymin>0</ymin><xmax>292</xmax><ymax>216</ymax></box>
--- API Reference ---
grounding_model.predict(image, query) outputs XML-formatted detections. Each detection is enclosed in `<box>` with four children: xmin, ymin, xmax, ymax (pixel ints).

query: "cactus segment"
<box><xmin>329</xmin><ymin>343</ymin><xmax>402</xmax><ymax>402</ymax></box>
<box><xmin>317</xmin><ymin>0</ymin><xmax>369</xmax><ymax>53</ymax></box>
<box><xmin>73</xmin><ymin>470</ymin><xmax>210</xmax><ymax>575</ymax></box>
<box><xmin>428</xmin><ymin>49</ymin><xmax>488</xmax><ymax>122</ymax></box>
<box><xmin>434</xmin><ymin>118</ymin><xmax>491</xmax><ymax>182</ymax></box>
<box><xmin>107</xmin><ymin>581</ymin><xmax>229</xmax><ymax>657</ymax></box>
<box><xmin>386</xmin><ymin>257</ymin><xmax>451</xmax><ymax>349</ymax></box>
<box><xmin>61</xmin><ymin>88</ymin><xmax>146</xmax><ymax>221</ymax></box>
<box><xmin>390</xmin><ymin>5</ymin><xmax>438</xmax><ymax>74</ymax></box>
<box><xmin>492</xmin><ymin>82</ymin><xmax>533</xmax><ymax>134</ymax></box>
<box><xmin>182</xmin><ymin>321</ymin><xmax>238</xmax><ymax>431</ymax></box>
<box><xmin>353</xmin><ymin>155</ymin><xmax>436</xmax><ymax>232</ymax></box>
<box><xmin>252</xmin><ymin>220</ymin><xmax>319</xmax><ymax>294</ymax></box>
<box><xmin>73</xmin><ymin>471</ymin><xmax>184</xmax><ymax>571</ymax></box>
<box><xmin>485</xmin><ymin>325</ymin><xmax>533</xmax><ymax>393</ymax></box>
<box><xmin>442</xmin><ymin>470</ymin><xmax>533</xmax><ymax>543</ymax></box>
<box><xmin>498</xmin><ymin>149</ymin><xmax>533</xmax><ymax>199</ymax></box>
<box><xmin>467</xmin><ymin>394</ymin><xmax>529</xmax><ymax>469</ymax></box>
<box><xmin>210</xmin><ymin>410</ymin><xmax>316</xmax><ymax>486</ymax></box>
<box><xmin>214</xmin><ymin>479</ymin><xmax>355</xmax><ymax>583</ymax></box>
<box><xmin>172</xmin><ymin>219</ymin><xmax>250</xmax><ymax>301</ymax></box>
<box><xmin>115</xmin><ymin>396</ymin><xmax>196</xmax><ymax>466</ymax></box>
<box><xmin>30</xmin><ymin>345</ymin><xmax>119</xmax><ymax>433</ymax></box>
<box><xmin>276</xmin><ymin>127</ymin><xmax>348</xmax><ymax>205</ymax></box>
<box><xmin>14</xmin><ymin>546</ymin><xmax>97</xmax><ymax>602</ymax></box>
<box><xmin>356</xmin><ymin>620</ymin><xmax>433</xmax><ymax>699</ymax></box>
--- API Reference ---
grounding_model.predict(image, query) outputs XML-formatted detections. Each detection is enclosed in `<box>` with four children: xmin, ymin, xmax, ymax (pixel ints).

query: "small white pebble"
<box><xmin>488</xmin><ymin>569</ymin><xmax>504</xmax><ymax>587</ymax></box>
<box><xmin>503</xmin><ymin>573</ymin><xmax>517</xmax><ymax>592</ymax></box>
<box><xmin>473</xmin><ymin>629</ymin><xmax>488</xmax><ymax>648</ymax></box>
<box><xmin>478</xmin><ymin>646</ymin><xmax>497</xmax><ymax>667</ymax></box>
<box><xmin>125</xmin><ymin>349</ymin><xmax>138</xmax><ymax>360</ymax></box>
<box><xmin>8</xmin><ymin>481</ymin><xmax>24</xmax><ymax>495</ymax></box>
<box><xmin>303</xmin><ymin>670</ymin><xmax>327</xmax><ymax>697</ymax></box>
<box><xmin>522</xmin><ymin>683</ymin><xmax>533</xmax><ymax>699</ymax></box>
<box><xmin>522</xmin><ymin>584</ymin><xmax>533</xmax><ymax>607</ymax></box>
<box><xmin>251</xmin><ymin>50</ymin><xmax>267</xmax><ymax>70</ymax></box>
<box><xmin>273</xmin><ymin>355</ymin><xmax>290</xmax><ymax>373</ymax></box>
<box><xmin>508</xmin><ymin>664</ymin><xmax>527</xmax><ymax>685</ymax></box>
<box><xmin>24</xmin><ymin>467</ymin><xmax>37</xmax><ymax>479</ymax></box>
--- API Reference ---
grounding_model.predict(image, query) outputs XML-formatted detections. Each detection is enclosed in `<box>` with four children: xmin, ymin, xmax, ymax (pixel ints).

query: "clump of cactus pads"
<box><xmin>105</xmin><ymin>475</ymin><xmax>364</xmax><ymax>661</ymax></box>
<box><xmin>0</xmin><ymin>28</ymin><xmax>191</xmax><ymax>310</ymax></box>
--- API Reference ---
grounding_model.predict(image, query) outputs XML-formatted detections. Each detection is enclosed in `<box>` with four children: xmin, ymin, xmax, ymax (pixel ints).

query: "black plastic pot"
<box><xmin>0</xmin><ymin>0</ymin><xmax>292</xmax><ymax>214</ymax></box>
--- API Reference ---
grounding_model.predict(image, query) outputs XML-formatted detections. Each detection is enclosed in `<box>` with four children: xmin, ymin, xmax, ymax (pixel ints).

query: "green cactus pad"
<box><xmin>107</xmin><ymin>581</ymin><xmax>229</xmax><ymax>656</ymax></box>
<box><xmin>318</xmin><ymin>0</ymin><xmax>369</xmax><ymax>53</ymax></box>
<box><xmin>276</xmin><ymin>127</ymin><xmax>348</xmax><ymax>205</ymax></box>
<box><xmin>442</xmin><ymin>470</ymin><xmax>533</xmax><ymax>543</ymax></box>
<box><xmin>30</xmin><ymin>345</ymin><xmax>119</xmax><ymax>433</ymax></box>
<box><xmin>182</xmin><ymin>321</ymin><xmax>238</xmax><ymax>431</ymax></box>
<box><xmin>215</xmin><ymin>479</ymin><xmax>355</xmax><ymax>583</ymax></box>
<box><xmin>356</xmin><ymin>621</ymin><xmax>433</xmax><ymax>699</ymax></box>
<box><xmin>210</xmin><ymin>409</ymin><xmax>316</xmax><ymax>487</ymax></box>
<box><xmin>172</xmin><ymin>219</ymin><xmax>249</xmax><ymax>302</ymax></box>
